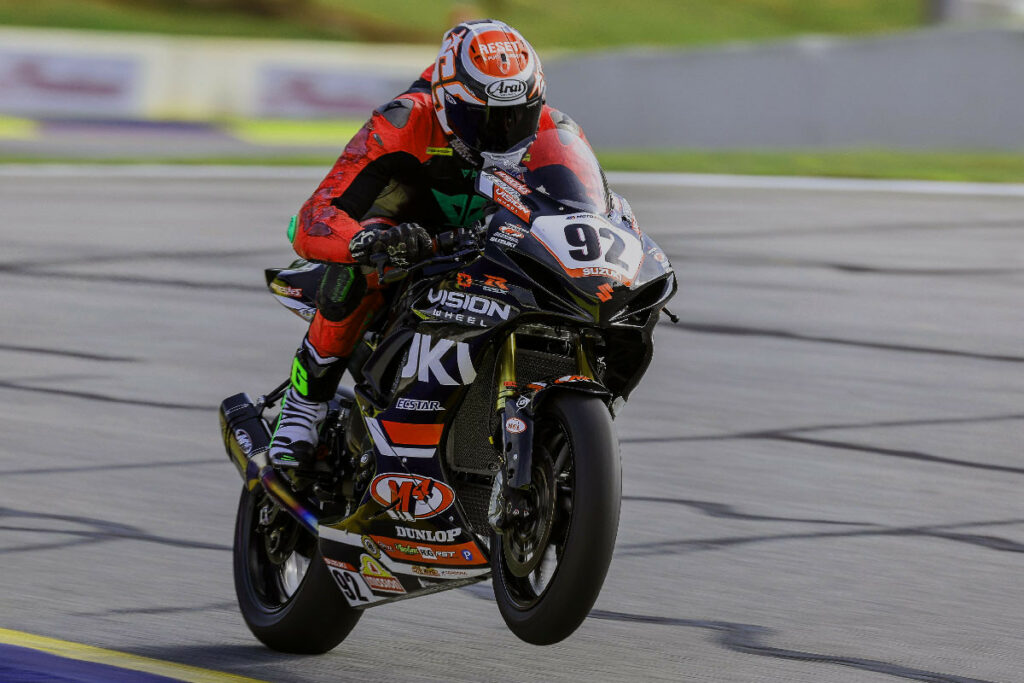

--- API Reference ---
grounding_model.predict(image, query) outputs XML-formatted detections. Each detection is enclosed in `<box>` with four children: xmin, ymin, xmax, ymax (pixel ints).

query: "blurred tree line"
<box><xmin>169</xmin><ymin>0</ymin><xmax>311</xmax><ymax>16</ymax></box>
<box><xmin>157</xmin><ymin>0</ymin><xmax>490</xmax><ymax>40</ymax></box>
<box><xmin>165</xmin><ymin>0</ymin><xmax>499</xmax><ymax>17</ymax></box>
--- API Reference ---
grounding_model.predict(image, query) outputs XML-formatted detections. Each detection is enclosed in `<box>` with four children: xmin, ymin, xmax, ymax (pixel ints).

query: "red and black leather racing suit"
<box><xmin>292</xmin><ymin>68</ymin><xmax>592</xmax><ymax>361</ymax></box>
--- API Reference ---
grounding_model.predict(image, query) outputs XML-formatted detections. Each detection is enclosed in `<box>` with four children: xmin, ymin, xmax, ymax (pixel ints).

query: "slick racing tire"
<box><xmin>491</xmin><ymin>392</ymin><xmax>621</xmax><ymax>645</ymax></box>
<box><xmin>233</xmin><ymin>485</ymin><xmax>361</xmax><ymax>653</ymax></box>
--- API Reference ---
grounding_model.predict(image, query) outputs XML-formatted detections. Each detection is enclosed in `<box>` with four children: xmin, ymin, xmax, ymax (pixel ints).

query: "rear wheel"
<box><xmin>491</xmin><ymin>392</ymin><xmax>621</xmax><ymax>645</ymax></box>
<box><xmin>233</xmin><ymin>485</ymin><xmax>361</xmax><ymax>653</ymax></box>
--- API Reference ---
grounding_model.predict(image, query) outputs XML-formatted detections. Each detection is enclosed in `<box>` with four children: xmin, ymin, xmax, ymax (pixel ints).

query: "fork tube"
<box><xmin>495</xmin><ymin>332</ymin><xmax>517</xmax><ymax>412</ymax></box>
<box><xmin>576</xmin><ymin>336</ymin><xmax>595</xmax><ymax>378</ymax></box>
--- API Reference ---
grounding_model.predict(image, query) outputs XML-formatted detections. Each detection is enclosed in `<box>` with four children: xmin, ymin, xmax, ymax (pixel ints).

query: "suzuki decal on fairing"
<box><xmin>400</xmin><ymin>333</ymin><xmax>476</xmax><ymax>385</ymax></box>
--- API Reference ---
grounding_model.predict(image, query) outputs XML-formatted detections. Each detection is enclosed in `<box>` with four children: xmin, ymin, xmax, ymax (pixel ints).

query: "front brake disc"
<box><xmin>502</xmin><ymin>449</ymin><xmax>556</xmax><ymax>578</ymax></box>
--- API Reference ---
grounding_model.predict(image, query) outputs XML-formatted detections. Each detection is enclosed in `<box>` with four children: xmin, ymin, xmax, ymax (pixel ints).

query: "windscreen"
<box><xmin>523</xmin><ymin>128</ymin><xmax>610</xmax><ymax>215</ymax></box>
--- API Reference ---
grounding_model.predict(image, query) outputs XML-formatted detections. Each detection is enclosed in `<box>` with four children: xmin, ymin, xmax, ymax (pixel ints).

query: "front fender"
<box><xmin>521</xmin><ymin>375</ymin><xmax>611</xmax><ymax>409</ymax></box>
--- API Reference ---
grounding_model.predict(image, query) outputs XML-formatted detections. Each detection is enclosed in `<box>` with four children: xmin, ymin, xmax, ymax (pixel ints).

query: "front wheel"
<box><xmin>491</xmin><ymin>392</ymin><xmax>621</xmax><ymax>645</ymax></box>
<box><xmin>232</xmin><ymin>485</ymin><xmax>361</xmax><ymax>653</ymax></box>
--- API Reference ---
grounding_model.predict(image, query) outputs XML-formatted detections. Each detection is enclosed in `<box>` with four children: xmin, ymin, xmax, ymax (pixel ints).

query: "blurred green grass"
<box><xmin>5</xmin><ymin>148</ymin><xmax>1024</xmax><ymax>183</ymax></box>
<box><xmin>326</xmin><ymin>0</ymin><xmax>924</xmax><ymax>49</ymax></box>
<box><xmin>0</xmin><ymin>0</ymin><xmax>923</xmax><ymax>48</ymax></box>
<box><xmin>0</xmin><ymin>0</ymin><xmax>358</xmax><ymax>41</ymax></box>
<box><xmin>596</xmin><ymin>149</ymin><xmax>1024</xmax><ymax>182</ymax></box>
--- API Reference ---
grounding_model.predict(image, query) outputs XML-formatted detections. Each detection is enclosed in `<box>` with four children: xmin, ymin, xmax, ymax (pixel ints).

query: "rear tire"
<box><xmin>233</xmin><ymin>485</ymin><xmax>361</xmax><ymax>653</ymax></box>
<box><xmin>491</xmin><ymin>392</ymin><xmax>621</xmax><ymax>645</ymax></box>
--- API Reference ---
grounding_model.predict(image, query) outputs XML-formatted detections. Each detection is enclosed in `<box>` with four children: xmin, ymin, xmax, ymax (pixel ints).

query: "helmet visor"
<box><xmin>448</xmin><ymin>100</ymin><xmax>542</xmax><ymax>153</ymax></box>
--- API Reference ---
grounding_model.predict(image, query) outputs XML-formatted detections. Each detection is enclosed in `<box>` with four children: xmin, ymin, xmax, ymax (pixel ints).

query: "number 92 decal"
<box><xmin>325</xmin><ymin>559</ymin><xmax>378</xmax><ymax>606</ymax></box>
<box><xmin>530</xmin><ymin>214</ymin><xmax>644</xmax><ymax>285</ymax></box>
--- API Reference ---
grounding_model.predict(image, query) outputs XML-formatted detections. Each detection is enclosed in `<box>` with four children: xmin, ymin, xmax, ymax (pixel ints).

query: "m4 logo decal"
<box><xmin>369</xmin><ymin>474</ymin><xmax>456</xmax><ymax>521</ymax></box>
<box><xmin>400</xmin><ymin>333</ymin><xmax>476</xmax><ymax>386</ymax></box>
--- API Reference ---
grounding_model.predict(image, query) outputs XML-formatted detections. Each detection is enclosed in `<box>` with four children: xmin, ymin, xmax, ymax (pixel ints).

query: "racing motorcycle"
<box><xmin>219</xmin><ymin>129</ymin><xmax>676</xmax><ymax>651</ymax></box>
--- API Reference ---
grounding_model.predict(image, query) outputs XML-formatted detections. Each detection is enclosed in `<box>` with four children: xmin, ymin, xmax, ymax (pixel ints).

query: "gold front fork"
<box><xmin>495</xmin><ymin>332</ymin><xmax>517</xmax><ymax>412</ymax></box>
<box><xmin>496</xmin><ymin>332</ymin><xmax>594</xmax><ymax>414</ymax></box>
<box><xmin>576</xmin><ymin>336</ymin><xmax>595</xmax><ymax>378</ymax></box>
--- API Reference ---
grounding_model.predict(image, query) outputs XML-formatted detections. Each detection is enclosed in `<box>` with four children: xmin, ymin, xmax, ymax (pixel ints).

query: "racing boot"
<box><xmin>269</xmin><ymin>339</ymin><xmax>347</xmax><ymax>469</ymax></box>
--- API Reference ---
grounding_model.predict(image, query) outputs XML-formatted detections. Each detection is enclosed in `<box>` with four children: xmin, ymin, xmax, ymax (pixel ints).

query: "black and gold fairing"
<box><xmin>261</xmin><ymin>137</ymin><xmax>676</xmax><ymax>607</ymax></box>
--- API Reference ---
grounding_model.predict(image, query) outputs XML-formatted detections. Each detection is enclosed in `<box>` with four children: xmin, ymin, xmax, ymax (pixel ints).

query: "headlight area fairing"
<box><xmin>482</xmin><ymin>206</ymin><xmax>677</xmax><ymax>328</ymax></box>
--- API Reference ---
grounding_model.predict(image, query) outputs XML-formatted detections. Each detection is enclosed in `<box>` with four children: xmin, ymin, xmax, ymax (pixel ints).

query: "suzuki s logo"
<box><xmin>486</xmin><ymin>79</ymin><xmax>527</xmax><ymax>101</ymax></box>
<box><xmin>370</xmin><ymin>474</ymin><xmax>456</xmax><ymax>521</ymax></box>
<box><xmin>401</xmin><ymin>333</ymin><xmax>476</xmax><ymax>386</ymax></box>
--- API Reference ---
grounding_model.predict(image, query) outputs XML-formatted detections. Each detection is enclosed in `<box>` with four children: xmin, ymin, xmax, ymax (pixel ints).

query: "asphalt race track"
<box><xmin>1</xmin><ymin>167</ymin><xmax>1022</xmax><ymax>682</ymax></box>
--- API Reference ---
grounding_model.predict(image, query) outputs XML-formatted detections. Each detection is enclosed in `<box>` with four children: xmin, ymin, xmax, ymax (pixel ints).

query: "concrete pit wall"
<box><xmin>543</xmin><ymin>27</ymin><xmax>1024</xmax><ymax>149</ymax></box>
<box><xmin>2</xmin><ymin>25</ymin><xmax>1023</xmax><ymax>149</ymax></box>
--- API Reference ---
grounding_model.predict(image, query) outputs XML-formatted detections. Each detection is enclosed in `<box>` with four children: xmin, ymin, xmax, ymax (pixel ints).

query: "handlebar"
<box><xmin>369</xmin><ymin>225</ymin><xmax>485</xmax><ymax>284</ymax></box>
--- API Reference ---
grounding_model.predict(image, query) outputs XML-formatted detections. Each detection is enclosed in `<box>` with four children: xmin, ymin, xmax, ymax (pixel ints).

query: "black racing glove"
<box><xmin>348</xmin><ymin>222</ymin><xmax>433</xmax><ymax>268</ymax></box>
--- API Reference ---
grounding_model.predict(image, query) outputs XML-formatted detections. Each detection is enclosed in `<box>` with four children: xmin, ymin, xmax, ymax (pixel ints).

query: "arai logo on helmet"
<box><xmin>486</xmin><ymin>79</ymin><xmax>527</xmax><ymax>101</ymax></box>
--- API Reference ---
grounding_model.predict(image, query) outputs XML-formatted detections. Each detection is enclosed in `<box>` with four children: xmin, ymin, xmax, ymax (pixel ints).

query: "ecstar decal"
<box><xmin>396</xmin><ymin>398</ymin><xmax>444</xmax><ymax>411</ymax></box>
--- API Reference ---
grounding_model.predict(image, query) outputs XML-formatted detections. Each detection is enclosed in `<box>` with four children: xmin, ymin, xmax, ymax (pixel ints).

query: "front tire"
<box><xmin>491</xmin><ymin>392</ymin><xmax>621</xmax><ymax>645</ymax></box>
<box><xmin>233</xmin><ymin>485</ymin><xmax>361</xmax><ymax>653</ymax></box>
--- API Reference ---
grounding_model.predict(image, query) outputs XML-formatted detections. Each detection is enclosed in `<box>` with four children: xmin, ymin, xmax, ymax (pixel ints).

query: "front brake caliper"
<box><xmin>501</xmin><ymin>396</ymin><xmax>534</xmax><ymax>489</ymax></box>
<box><xmin>258</xmin><ymin>503</ymin><xmax>276</xmax><ymax>529</ymax></box>
<box><xmin>490</xmin><ymin>395</ymin><xmax>535</xmax><ymax>531</ymax></box>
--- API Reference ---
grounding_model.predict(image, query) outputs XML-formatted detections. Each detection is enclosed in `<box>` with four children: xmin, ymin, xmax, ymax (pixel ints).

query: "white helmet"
<box><xmin>431</xmin><ymin>20</ymin><xmax>546</xmax><ymax>155</ymax></box>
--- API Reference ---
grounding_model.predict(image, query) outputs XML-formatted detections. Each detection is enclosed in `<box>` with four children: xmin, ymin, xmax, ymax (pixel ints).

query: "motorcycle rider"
<box><xmin>270</xmin><ymin>19</ymin><xmax>633</xmax><ymax>468</ymax></box>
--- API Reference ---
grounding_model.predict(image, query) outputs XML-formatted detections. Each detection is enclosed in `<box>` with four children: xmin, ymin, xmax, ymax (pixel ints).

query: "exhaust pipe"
<box><xmin>220</xmin><ymin>393</ymin><xmax>319</xmax><ymax>535</ymax></box>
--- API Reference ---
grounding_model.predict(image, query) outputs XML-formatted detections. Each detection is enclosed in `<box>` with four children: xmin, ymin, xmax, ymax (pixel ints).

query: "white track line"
<box><xmin>0</xmin><ymin>164</ymin><xmax>324</xmax><ymax>180</ymax></box>
<box><xmin>605</xmin><ymin>172</ymin><xmax>1024</xmax><ymax>197</ymax></box>
<box><xmin>3</xmin><ymin>165</ymin><xmax>1024</xmax><ymax>197</ymax></box>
